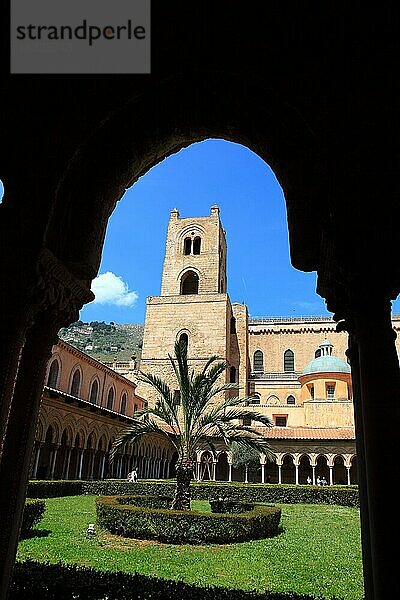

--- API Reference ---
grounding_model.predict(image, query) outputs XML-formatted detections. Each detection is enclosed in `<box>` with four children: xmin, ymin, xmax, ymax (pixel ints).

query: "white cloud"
<box><xmin>91</xmin><ymin>272</ymin><xmax>138</xmax><ymax>307</ymax></box>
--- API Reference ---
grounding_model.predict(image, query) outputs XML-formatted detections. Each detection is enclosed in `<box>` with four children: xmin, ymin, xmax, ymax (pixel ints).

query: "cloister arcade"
<box><xmin>195</xmin><ymin>449</ymin><xmax>357</xmax><ymax>485</ymax></box>
<box><xmin>33</xmin><ymin>401</ymin><xmax>174</xmax><ymax>482</ymax></box>
<box><xmin>32</xmin><ymin>397</ymin><xmax>358</xmax><ymax>486</ymax></box>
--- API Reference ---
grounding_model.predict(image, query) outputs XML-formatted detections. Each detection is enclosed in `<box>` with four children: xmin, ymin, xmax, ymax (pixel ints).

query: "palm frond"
<box><xmin>169</xmin><ymin>341</ymin><xmax>192</xmax><ymax>416</ymax></box>
<box><xmin>114</xmin><ymin>342</ymin><xmax>276</xmax><ymax>475</ymax></box>
<box><xmin>197</xmin><ymin>354</ymin><xmax>225</xmax><ymax>379</ymax></box>
<box><xmin>137</xmin><ymin>370</ymin><xmax>180</xmax><ymax>432</ymax></box>
<box><xmin>110</xmin><ymin>415</ymin><xmax>179</xmax><ymax>462</ymax></box>
<box><xmin>188</xmin><ymin>380</ymin><xmax>239</xmax><ymax>429</ymax></box>
<box><xmin>220</xmin><ymin>407</ymin><xmax>273</xmax><ymax>428</ymax></box>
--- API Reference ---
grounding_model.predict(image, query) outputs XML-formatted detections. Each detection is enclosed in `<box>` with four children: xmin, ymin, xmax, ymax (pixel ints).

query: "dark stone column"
<box><xmin>332</xmin><ymin>291</ymin><xmax>400</xmax><ymax>600</ymax></box>
<box><xmin>0</xmin><ymin>322</ymin><xmax>27</xmax><ymax>455</ymax></box>
<box><xmin>317</xmin><ymin>219</ymin><xmax>400</xmax><ymax>600</ymax></box>
<box><xmin>0</xmin><ymin>250</ymin><xmax>94</xmax><ymax>600</ymax></box>
<box><xmin>0</xmin><ymin>311</ymin><xmax>58</xmax><ymax>598</ymax></box>
<box><xmin>345</xmin><ymin>332</ymin><xmax>373</xmax><ymax>599</ymax></box>
<box><xmin>348</xmin><ymin>298</ymin><xmax>400</xmax><ymax>600</ymax></box>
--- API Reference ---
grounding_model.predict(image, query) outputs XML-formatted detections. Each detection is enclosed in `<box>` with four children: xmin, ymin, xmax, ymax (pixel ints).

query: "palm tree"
<box><xmin>110</xmin><ymin>340</ymin><xmax>275</xmax><ymax>510</ymax></box>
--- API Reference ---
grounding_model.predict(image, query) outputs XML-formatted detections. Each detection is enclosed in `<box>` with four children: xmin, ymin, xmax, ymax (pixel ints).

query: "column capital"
<box><xmin>320</xmin><ymin>273</ymin><xmax>397</xmax><ymax>344</ymax></box>
<box><xmin>31</xmin><ymin>249</ymin><xmax>94</xmax><ymax>328</ymax></box>
<box><xmin>316</xmin><ymin>223</ymin><xmax>400</xmax><ymax>335</ymax></box>
<box><xmin>2</xmin><ymin>248</ymin><xmax>94</xmax><ymax>334</ymax></box>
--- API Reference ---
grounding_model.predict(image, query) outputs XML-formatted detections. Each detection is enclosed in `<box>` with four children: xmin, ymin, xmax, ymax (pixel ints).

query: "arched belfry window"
<box><xmin>284</xmin><ymin>349</ymin><xmax>295</xmax><ymax>372</ymax></box>
<box><xmin>183</xmin><ymin>236</ymin><xmax>202</xmax><ymax>255</ymax></box>
<box><xmin>193</xmin><ymin>236</ymin><xmax>201</xmax><ymax>255</ymax></box>
<box><xmin>184</xmin><ymin>237</ymin><xmax>192</xmax><ymax>255</ymax></box>
<box><xmin>89</xmin><ymin>379</ymin><xmax>99</xmax><ymax>404</ymax></box>
<box><xmin>180</xmin><ymin>270</ymin><xmax>199</xmax><ymax>295</ymax></box>
<box><xmin>107</xmin><ymin>387</ymin><xmax>115</xmax><ymax>410</ymax></box>
<box><xmin>70</xmin><ymin>369</ymin><xmax>81</xmax><ymax>397</ymax></box>
<box><xmin>47</xmin><ymin>359</ymin><xmax>60</xmax><ymax>388</ymax></box>
<box><xmin>253</xmin><ymin>350</ymin><xmax>264</xmax><ymax>372</ymax></box>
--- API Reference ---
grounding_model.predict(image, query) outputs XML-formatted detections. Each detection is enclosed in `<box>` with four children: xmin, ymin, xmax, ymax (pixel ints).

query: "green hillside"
<box><xmin>58</xmin><ymin>321</ymin><xmax>144</xmax><ymax>364</ymax></box>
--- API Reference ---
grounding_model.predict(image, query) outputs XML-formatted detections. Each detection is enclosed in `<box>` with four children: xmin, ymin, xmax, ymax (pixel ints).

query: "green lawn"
<box><xmin>17</xmin><ymin>495</ymin><xmax>364</xmax><ymax>600</ymax></box>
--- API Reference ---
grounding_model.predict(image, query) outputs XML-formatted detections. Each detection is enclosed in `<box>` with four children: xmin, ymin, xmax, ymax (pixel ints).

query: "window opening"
<box><xmin>47</xmin><ymin>359</ymin><xmax>59</xmax><ymax>388</ymax></box>
<box><xmin>253</xmin><ymin>350</ymin><xmax>264</xmax><ymax>372</ymax></box>
<box><xmin>230</xmin><ymin>317</ymin><xmax>236</xmax><ymax>333</ymax></box>
<box><xmin>89</xmin><ymin>380</ymin><xmax>98</xmax><ymax>404</ymax></box>
<box><xmin>179</xmin><ymin>332</ymin><xmax>188</xmax><ymax>348</ymax></box>
<box><xmin>284</xmin><ymin>349</ymin><xmax>295</xmax><ymax>372</ymax></box>
<box><xmin>327</xmin><ymin>384</ymin><xmax>335</xmax><ymax>399</ymax></box>
<box><xmin>107</xmin><ymin>387</ymin><xmax>115</xmax><ymax>410</ymax></box>
<box><xmin>181</xmin><ymin>270</ymin><xmax>199</xmax><ymax>295</ymax></box>
<box><xmin>193</xmin><ymin>236</ymin><xmax>201</xmax><ymax>254</ymax></box>
<box><xmin>120</xmin><ymin>393</ymin><xmax>127</xmax><ymax>415</ymax></box>
<box><xmin>70</xmin><ymin>369</ymin><xmax>81</xmax><ymax>397</ymax></box>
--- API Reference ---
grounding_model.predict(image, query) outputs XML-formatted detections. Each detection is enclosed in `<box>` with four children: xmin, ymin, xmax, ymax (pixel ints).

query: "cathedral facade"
<box><xmin>35</xmin><ymin>206</ymin><xmax>400</xmax><ymax>485</ymax></box>
<box><xmin>137</xmin><ymin>206</ymin><xmax>400</xmax><ymax>484</ymax></box>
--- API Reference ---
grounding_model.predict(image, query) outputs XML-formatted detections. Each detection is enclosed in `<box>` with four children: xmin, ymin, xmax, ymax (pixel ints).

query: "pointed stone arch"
<box><xmin>48</xmin><ymin>73</ymin><xmax>323</xmax><ymax>284</ymax></box>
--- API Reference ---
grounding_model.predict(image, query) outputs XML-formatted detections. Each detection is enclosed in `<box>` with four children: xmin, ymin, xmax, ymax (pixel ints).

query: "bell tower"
<box><xmin>160</xmin><ymin>204</ymin><xmax>227</xmax><ymax>296</ymax></box>
<box><xmin>137</xmin><ymin>206</ymin><xmax>248</xmax><ymax>408</ymax></box>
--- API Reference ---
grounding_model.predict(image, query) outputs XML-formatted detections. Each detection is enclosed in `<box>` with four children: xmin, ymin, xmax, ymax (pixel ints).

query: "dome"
<box><xmin>302</xmin><ymin>354</ymin><xmax>351</xmax><ymax>376</ymax></box>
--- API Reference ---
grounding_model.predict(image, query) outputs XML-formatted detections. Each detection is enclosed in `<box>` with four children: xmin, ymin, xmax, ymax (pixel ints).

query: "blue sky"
<box><xmin>1</xmin><ymin>140</ymin><xmax>398</xmax><ymax>323</ymax></box>
<box><xmin>81</xmin><ymin>138</ymin><xmax>332</xmax><ymax>324</ymax></box>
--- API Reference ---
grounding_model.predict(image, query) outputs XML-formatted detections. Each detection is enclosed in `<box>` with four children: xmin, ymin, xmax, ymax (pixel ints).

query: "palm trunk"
<box><xmin>171</xmin><ymin>457</ymin><xmax>194</xmax><ymax>510</ymax></box>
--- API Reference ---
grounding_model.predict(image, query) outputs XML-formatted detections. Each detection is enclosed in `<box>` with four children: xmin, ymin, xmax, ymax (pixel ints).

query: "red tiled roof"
<box><xmin>254</xmin><ymin>426</ymin><xmax>355</xmax><ymax>440</ymax></box>
<box><xmin>160</xmin><ymin>424</ymin><xmax>355</xmax><ymax>441</ymax></box>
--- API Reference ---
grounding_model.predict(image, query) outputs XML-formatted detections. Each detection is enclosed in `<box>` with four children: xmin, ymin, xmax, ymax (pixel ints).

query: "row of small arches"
<box><xmin>40</xmin><ymin>423</ymin><xmax>170</xmax><ymax>459</ymax></box>
<box><xmin>250</xmin><ymin>393</ymin><xmax>296</xmax><ymax>405</ymax></box>
<box><xmin>47</xmin><ymin>358</ymin><xmax>134</xmax><ymax>415</ymax></box>
<box><xmin>253</xmin><ymin>349</ymin><xmax>295</xmax><ymax>373</ymax></box>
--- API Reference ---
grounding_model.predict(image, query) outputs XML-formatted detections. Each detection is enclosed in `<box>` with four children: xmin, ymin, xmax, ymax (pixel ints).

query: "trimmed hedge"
<box><xmin>21</xmin><ymin>499</ymin><xmax>46</xmax><ymax>538</ymax></box>
<box><xmin>26</xmin><ymin>479</ymin><xmax>359</xmax><ymax>507</ymax></box>
<box><xmin>209</xmin><ymin>499</ymin><xmax>254</xmax><ymax>513</ymax></box>
<box><xmin>11</xmin><ymin>560</ymin><xmax>337</xmax><ymax>599</ymax></box>
<box><xmin>117</xmin><ymin>494</ymin><xmax>173</xmax><ymax>509</ymax></box>
<box><xmin>96</xmin><ymin>495</ymin><xmax>282</xmax><ymax>544</ymax></box>
<box><xmin>27</xmin><ymin>480</ymin><xmax>83</xmax><ymax>498</ymax></box>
